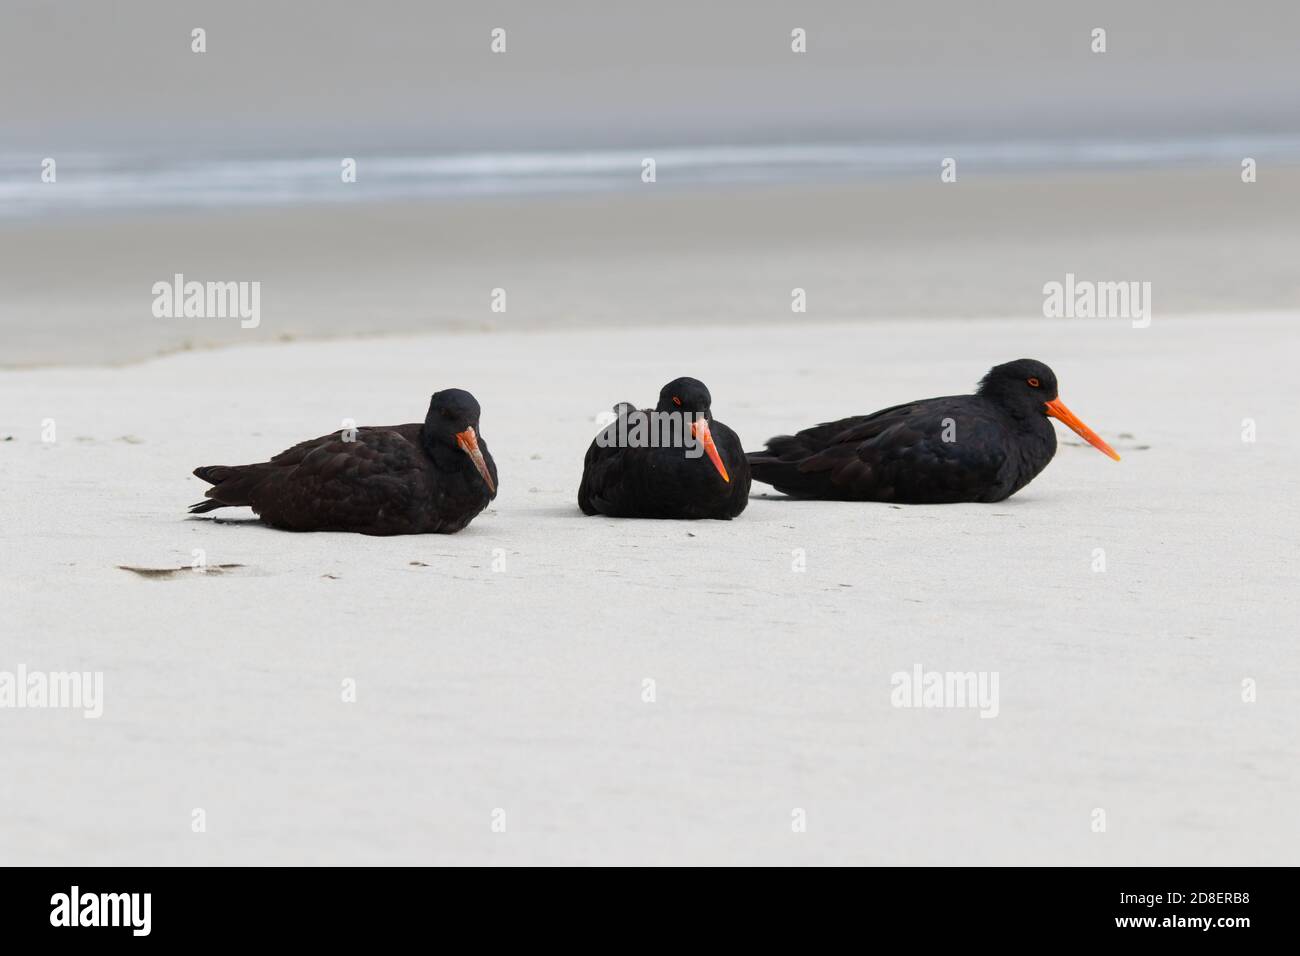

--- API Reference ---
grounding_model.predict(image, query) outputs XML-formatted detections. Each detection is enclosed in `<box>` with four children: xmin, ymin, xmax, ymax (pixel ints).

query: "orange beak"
<box><xmin>1044</xmin><ymin>398</ymin><xmax>1121</xmax><ymax>461</ymax></box>
<box><xmin>455</xmin><ymin>426</ymin><xmax>496</xmax><ymax>492</ymax></box>
<box><xmin>690</xmin><ymin>418</ymin><xmax>731</xmax><ymax>483</ymax></box>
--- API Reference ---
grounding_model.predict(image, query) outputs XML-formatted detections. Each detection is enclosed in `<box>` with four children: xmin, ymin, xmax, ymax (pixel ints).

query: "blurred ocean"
<box><xmin>6</xmin><ymin>134</ymin><xmax>1300</xmax><ymax>221</ymax></box>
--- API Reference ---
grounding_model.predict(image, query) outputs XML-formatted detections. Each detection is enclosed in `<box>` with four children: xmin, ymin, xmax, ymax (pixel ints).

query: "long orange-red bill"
<box><xmin>1044</xmin><ymin>398</ymin><xmax>1120</xmax><ymax>461</ymax></box>
<box><xmin>691</xmin><ymin>419</ymin><xmax>730</xmax><ymax>483</ymax></box>
<box><xmin>456</xmin><ymin>426</ymin><xmax>496</xmax><ymax>492</ymax></box>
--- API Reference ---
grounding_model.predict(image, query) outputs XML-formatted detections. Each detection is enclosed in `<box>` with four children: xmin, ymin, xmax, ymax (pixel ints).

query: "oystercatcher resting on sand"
<box><xmin>747</xmin><ymin>359</ymin><xmax>1118</xmax><ymax>504</ymax></box>
<box><xmin>189</xmin><ymin>389</ymin><xmax>497</xmax><ymax>534</ymax></box>
<box><xmin>579</xmin><ymin>377</ymin><xmax>750</xmax><ymax>519</ymax></box>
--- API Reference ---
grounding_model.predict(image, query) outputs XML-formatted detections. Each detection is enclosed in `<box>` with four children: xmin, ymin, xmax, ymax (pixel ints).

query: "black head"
<box><xmin>423</xmin><ymin>388</ymin><xmax>483</xmax><ymax>443</ymax></box>
<box><xmin>656</xmin><ymin>377</ymin><xmax>713</xmax><ymax>416</ymax></box>
<box><xmin>422</xmin><ymin>388</ymin><xmax>495</xmax><ymax>492</ymax></box>
<box><xmin>655</xmin><ymin>377</ymin><xmax>731</xmax><ymax>483</ymax></box>
<box><xmin>976</xmin><ymin>359</ymin><xmax>1059</xmax><ymax>412</ymax></box>
<box><xmin>976</xmin><ymin>359</ymin><xmax>1121</xmax><ymax>461</ymax></box>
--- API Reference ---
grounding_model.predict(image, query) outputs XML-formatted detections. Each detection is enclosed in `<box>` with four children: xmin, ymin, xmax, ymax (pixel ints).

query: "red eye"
<box><xmin>672</xmin><ymin>396</ymin><xmax>682</xmax><ymax>407</ymax></box>
<box><xmin>1027</xmin><ymin>377</ymin><xmax>1040</xmax><ymax>388</ymax></box>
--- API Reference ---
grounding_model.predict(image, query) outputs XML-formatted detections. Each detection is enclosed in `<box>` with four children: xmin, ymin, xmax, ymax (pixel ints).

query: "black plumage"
<box><xmin>747</xmin><ymin>359</ymin><xmax>1119</xmax><ymax>504</ymax></box>
<box><xmin>579</xmin><ymin>377</ymin><xmax>750</xmax><ymax>519</ymax></box>
<box><xmin>189</xmin><ymin>389</ymin><xmax>497</xmax><ymax>534</ymax></box>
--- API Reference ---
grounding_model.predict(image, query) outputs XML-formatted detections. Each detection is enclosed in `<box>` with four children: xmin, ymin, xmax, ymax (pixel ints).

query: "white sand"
<box><xmin>6</xmin><ymin>167</ymin><xmax>1300</xmax><ymax>368</ymax></box>
<box><xmin>1</xmin><ymin>314</ymin><xmax>1297</xmax><ymax>865</ymax></box>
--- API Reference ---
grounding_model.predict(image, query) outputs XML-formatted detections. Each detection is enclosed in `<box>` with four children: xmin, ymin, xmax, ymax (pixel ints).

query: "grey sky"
<box><xmin>4</xmin><ymin>0</ymin><xmax>1299</xmax><ymax>152</ymax></box>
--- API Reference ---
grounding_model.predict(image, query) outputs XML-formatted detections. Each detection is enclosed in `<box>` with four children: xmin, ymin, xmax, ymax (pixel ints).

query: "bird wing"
<box><xmin>756</xmin><ymin>401</ymin><xmax>923</xmax><ymax>459</ymax></box>
<box><xmin>578</xmin><ymin>422</ymin><xmax>636</xmax><ymax>515</ymax></box>
<box><xmin>707</xmin><ymin>418</ymin><xmax>752</xmax><ymax>517</ymax></box>
<box><xmin>752</xmin><ymin>399</ymin><xmax>1009</xmax><ymax>502</ymax></box>
<box><xmin>252</xmin><ymin>427</ymin><xmax>430</xmax><ymax>528</ymax></box>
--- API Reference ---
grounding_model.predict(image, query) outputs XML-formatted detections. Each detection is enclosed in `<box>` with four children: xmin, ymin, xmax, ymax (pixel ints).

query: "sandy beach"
<box><xmin>2</xmin><ymin>311</ymin><xmax>1297</xmax><ymax>865</ymax></box>
<box><xmin>9</xmin><ymin>0</ymin><xmax>1300</xmax><ymax>893</ymax></box>
<box><xmin>5</xmin><ymin>166</ymin><xmax>1300</xmax><ymax>368</ymax></box>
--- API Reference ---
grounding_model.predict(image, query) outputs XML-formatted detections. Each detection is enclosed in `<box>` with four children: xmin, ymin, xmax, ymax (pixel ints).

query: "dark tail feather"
<box><xmin>190</xmin><ymin>464</ymin><xmax>258</xmax><ymax>515</ymax></box>
<box><xmin>749</xmin><ymin>434</ymin><xmax>812</xmax><ymax>461</ymax></box>
<box><xmin>746</xmin><ymin>437</ymin><xmax>822</xmax><ymax>496</ymax></box>
<box><xmin>746</xmin><ymin>457</ymin><xmax>823</xmax><ymax>496</ymax></box>
<box><xmin>194</xmin><ymin>465</ymin><xmax>237</xmax><ymax>484</ymax></box>
<box><xmin>746</xmin><ymin>452</ymin><xmax>787</xmax><ymax>487</ymax></box>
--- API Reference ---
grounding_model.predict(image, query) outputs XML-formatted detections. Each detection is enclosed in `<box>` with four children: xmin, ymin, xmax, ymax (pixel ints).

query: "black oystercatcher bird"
<box><xmin>579</xmin><ymin>377</ymin><xmax>750</xmax><ymax>519</ymax></box>
<box><xmin>747</xmin><ymin>359</ymin><xmax>1119</xmax><ymax>504</ymax></box>
<box><xmin>189</xmin><ymin>389</ymin><xmax>497</xmax><ymax>534</ymax></box>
